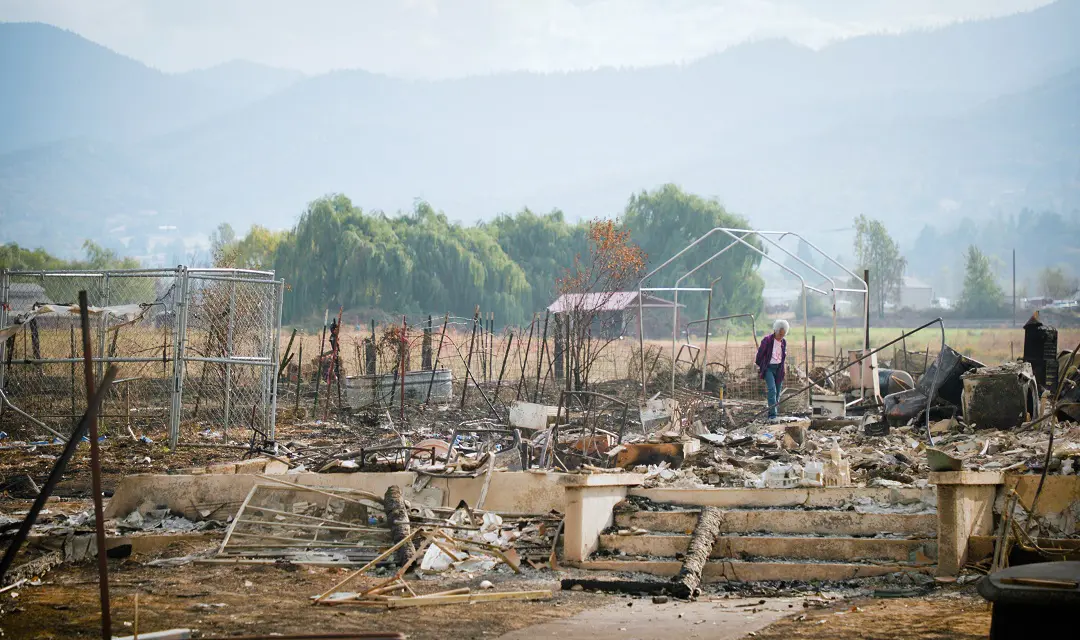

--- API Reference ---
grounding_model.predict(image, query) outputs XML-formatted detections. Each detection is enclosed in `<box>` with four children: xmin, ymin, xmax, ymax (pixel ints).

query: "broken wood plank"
<box><xmin>217</xmin><ymin>485</ymin><xmax>257</xmax><ymax>555</ymax></box>
<box><xmin>313</xmin><ymin>528</ymin><xmax>425</xmax><ymax>603</ymax></box>
<box><xmin>342</xmin><ymin>590</ymin><xmax>554</xmax><ymax>608</ymax></box>
<box><xmin>669</xmin><ymin>506</ymin><xmax>724</xmax><ymax>599</ymax></box>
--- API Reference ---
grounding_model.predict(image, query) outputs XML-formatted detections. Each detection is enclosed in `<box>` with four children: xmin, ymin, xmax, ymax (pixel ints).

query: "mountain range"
<box><xmin>1</xmin><ymin>1</ymin><xmax>1079</xmax><ymax>264</ymax></box>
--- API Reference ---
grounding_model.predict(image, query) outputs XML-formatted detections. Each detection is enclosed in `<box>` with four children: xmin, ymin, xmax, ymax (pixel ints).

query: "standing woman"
<box><xmin>755</xmin><ymin>319</ymin><xmax>789</xmax><ymax>420</ymax></box>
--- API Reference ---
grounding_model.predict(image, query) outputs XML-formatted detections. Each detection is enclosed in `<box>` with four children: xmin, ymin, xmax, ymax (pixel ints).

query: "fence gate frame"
<box><xmin>0</xmin><ymin>266</ymin><xmax>284</xmax><ymax>450</ymax></box>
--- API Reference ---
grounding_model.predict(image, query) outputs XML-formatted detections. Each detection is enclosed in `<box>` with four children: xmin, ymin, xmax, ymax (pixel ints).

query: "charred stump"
<box><xmin>670</xmin><ymin>507</ymin><xmax>724</xmax><ymax>599</ymax></box>
<box><xmin>383</xmin><ymin>485</ymin><xmax>415</xmax><ymax>566</ymax></box>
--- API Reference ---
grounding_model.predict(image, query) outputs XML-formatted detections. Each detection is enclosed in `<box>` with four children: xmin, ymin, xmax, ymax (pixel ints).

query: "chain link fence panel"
<box><xmin>0</xmin><ymin>268</ymin><xmax>282</xmax><ymax>448</ymax></box>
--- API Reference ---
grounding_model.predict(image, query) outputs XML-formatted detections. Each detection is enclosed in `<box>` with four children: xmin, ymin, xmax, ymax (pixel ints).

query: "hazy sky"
<box><xmin>0</xmin><ymin>0</ymin><xmax>1054</xmax><ymax>76</ymax></box>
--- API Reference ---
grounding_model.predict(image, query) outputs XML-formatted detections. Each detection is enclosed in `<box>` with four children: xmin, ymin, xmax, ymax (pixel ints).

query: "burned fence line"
<box><xmin>0</xmin><ymin>267</ymin><xmax>284</xmax><ymax>449</ymax></box>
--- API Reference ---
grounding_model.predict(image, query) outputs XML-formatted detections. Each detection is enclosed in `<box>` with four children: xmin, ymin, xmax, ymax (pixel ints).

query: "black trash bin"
<box><xmin>977</xmin><ymin>561</ymin><xmax>1080</xmax><ymax>639</ymax></box>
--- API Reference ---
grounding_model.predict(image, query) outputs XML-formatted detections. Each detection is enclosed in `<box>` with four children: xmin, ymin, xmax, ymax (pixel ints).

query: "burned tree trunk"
<box><xmin>670</xmin><ymin>507</ymin><xmax>724</xmax><ymax>599</ymax></box>
<box><xmin>383</xmin><ymin>485</ymin><xmax>415</xmax><ymax>566</ymax></box>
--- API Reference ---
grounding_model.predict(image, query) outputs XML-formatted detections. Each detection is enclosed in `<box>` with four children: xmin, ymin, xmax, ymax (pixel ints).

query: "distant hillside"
<box><xmin>1</xmin><ymin>1</ymin><xmax>1079</xmax><ymax>259</ymax></box>
<box><xmin>0</xmin><ymin>23</ymin><xmax>303</xmax><ymax>154</ymax></box>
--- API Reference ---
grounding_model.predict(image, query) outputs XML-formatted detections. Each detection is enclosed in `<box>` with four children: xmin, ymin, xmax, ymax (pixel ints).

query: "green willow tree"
<box><xmin>273</xmin><ymin>196</ymin><xmax>530</xmax><ymax>324</ymax></box>
<box><xmin>487</xmin><ymin>208</ymin><xmax>589</xmax><ymax>314</ymax></box>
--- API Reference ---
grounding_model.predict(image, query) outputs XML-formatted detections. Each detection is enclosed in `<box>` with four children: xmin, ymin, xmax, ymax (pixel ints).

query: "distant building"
<box><xmin>547</xmin><ymin>291</ymin><xmax>684</xmax><ymax>338</ymax></box>
<box><xmin>5</xmin><ymin>283</ymin><xmax>54</xmax><ymax>316</ymax></box>
<box><xmin>900</xmin><ymin>276</ymin><xmax>934</xmax><ymax>310</ymax></box>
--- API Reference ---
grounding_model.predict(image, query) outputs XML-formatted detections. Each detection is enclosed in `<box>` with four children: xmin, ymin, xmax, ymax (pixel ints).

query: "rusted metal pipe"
<box><xmin>78</xmin><ymin>290</ymin><xmax>111</xmax><ymax>640</ymax></box>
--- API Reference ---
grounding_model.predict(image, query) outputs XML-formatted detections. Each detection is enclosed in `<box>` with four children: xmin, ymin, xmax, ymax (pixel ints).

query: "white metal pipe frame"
<box><xmin>636</xmin><ymin>228</ymin><xmax>869</xmax><ymax>396</ymax></box>
<box><xmin>0</xmin><ymin>266</ymin><xmax>285</xmax><ymax>449</ymax></box>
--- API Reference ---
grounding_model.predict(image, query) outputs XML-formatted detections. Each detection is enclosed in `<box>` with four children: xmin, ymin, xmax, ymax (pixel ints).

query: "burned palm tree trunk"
<box><xmin>383</xmin><ymin>485</ymin><xmax>415</xmax><ymax>566</ymax></box>
<box><xmin>670</xmin><ymin>507</ymin><xmax>724</xmax><ymax>599</ymax></box>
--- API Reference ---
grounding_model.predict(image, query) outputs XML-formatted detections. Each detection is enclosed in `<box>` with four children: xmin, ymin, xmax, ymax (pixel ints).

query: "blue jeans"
<box><xmin>765</xmin><ymin>363</ymin><xmax>782</xmax><ymax>418</ymax></box>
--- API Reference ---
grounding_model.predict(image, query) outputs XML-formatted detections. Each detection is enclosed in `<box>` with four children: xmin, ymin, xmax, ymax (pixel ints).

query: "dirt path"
<box><xmin>499</xmin><ymin>597</ymin><xmax>801</xmax><ymax>640</ymax></box>
<box><xmin>750</xmin><ymin>592</ymin><xmax>991</xmax><ymax>640</ymax></box>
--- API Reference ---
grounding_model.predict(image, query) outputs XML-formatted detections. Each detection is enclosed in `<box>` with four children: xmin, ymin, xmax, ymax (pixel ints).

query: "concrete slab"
<box><xmin>631</xmin><ymin>486</ymin><xmax>934</xmax><ymax>508</ymax></box>
<box><xmin>572</xmin><ymin>560</ymin><xmax>932</xmax><ymax>582</ymax></box>
<box><xmin>929</xmin><ymin>471</ymin><xmax>1004</xmax><ymax>486</ymax></box>
<box><xmin>599</xmin><ymin>534</ymin><xmax>937</xmax><ymax>563</ymax></box>
<box><xmin>615</xmin><ymin>509</ymin><xmax>937</xmax><ymax>537</ymax></box>
<box><xmin>498</xmin><ymin>597</ymin><xmax>801</xmax><ymax>640</ymax></box>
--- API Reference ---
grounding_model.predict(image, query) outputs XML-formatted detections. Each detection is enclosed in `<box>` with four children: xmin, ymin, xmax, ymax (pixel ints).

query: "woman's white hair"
<box><xmin>773</xmin><ymin>319</ymin><xmax>790</xmax><ymax>333</ymax></box>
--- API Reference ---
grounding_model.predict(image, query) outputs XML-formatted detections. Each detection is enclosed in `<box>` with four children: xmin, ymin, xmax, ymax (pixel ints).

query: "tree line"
<box><xmin>212</xmin><ymin>183</ymin><xmax>766</xmax><ymax>326</ymax></box>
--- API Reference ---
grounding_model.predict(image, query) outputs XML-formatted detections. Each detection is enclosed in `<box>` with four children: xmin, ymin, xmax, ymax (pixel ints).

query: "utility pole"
<box><xmin>1012</xmin><ymin>248</ymin><xmax>1016</xmax><ymax>328</ymax></box>
<box><xmin>863</xmin><ymin>269</ymin><xmax>870</xmax><ymax>351</ymax></box>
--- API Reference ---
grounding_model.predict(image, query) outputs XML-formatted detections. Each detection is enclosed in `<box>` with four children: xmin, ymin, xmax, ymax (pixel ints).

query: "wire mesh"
<box><xmin>0</xmin><ymin>268</ymin><xmax>283</xmax><ymax>447</ymax></box>
<box><xmin>0</xmin><ymin>270</ymin><xmax>181</xmax><ymax>440</ymax></box>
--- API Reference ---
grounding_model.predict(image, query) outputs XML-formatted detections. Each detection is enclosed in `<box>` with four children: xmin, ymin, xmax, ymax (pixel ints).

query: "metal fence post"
<box><xmin>268</xmin><ymin>279</ymin><xmax>284</xmax><ymax>442</ymax></box>
<box><xmin>169</xmin><ymin>268</ymin><xmax>190</xmax><ymax>449</ymax></box>
<box><xmin>97</xmin><ymin>274</ymin><xmax>109</xmax><ymax>382</ymax></box>
<box><xmin>0</xmin><ymin>270</ymin><xmax>8</xmax><ymax>392</ymax></box>
<box><xmin>223</xmin><ymin>279</ymin><xmax>237</xmax><ymax>442</ymax></box>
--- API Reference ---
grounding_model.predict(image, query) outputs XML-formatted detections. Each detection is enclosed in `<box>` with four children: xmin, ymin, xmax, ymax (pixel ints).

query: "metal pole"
<box><xmin>78</xmin><ymin>290</ymin><xmax>111</xmax><ymax>640</ymax></box>
<box><xmin>493</xmin><ymin>330</ymin><xmax>514</xmax><ymax>405</ymax></box>
<box><xmin>516</xmin><ymin>314</ymin><xmax>536</xmax><ymax>401</ymax></box>
<box><xmin>96</xmin><ymin>274</ymin><xmax>109</xmax><ymax>386</ymax></box>
<box><xmin>863</xmin><ymin>269</ymin><xmax>870</xmax><ymax>350</ymax></box>
<box><xmin>399</xmin><ymin>315</ymin><xmax>406</xmax><ymax>422</ymax></box>
<box><xmin>489</xmin><ymin>312</ymin><xmax>495</xmax><ymax>381</ymax></box>
<box><xmin>313</xmin><ymin>309</ymin><xmax>328</xmax><ymax>413</ymax></box>
<box><xmin>223</xmin><ymin>280</ymin><xmax>236</xmax><ymax>442</ymax></box>
<box><xmin>460</xmin><ymin>306</ymin><xmax>480</xmax><ymax>409</ymax></box>
<box><xmin>1012</xmin><ymin>248</ymin><xmax>1016</xmax><ymax>328</ymax></box>
<box><xmin>268</xmin><ymin>280</ymin><xmax>284</xmax><ymax>441</ymax></box>
<box><xmin>426</xmin><ymin>312</ymin><xmax>450</xmax><ymax>403</ymax></box>
<box><xmin>671</xmin><ymin>284</ymin><xmax>679</xmax><ymax>395</ymax></box>
<box><xmin>170</xmin><ymin>268</ymin><xmax>190</xmax><ymax>449</ymax></box>
<box><xmin>862</xmin><ymin>269</ymin><xmax>870</xmax><ymax>404</ymax></box>
<box><xmin>701</xmin><ymin>276</ymin><xmax>721</xmax><ymax>391</ymax></box>
<box><xmin>0</xmin><ymin>270</ymin><xmax>8</xmax><ymax>393</ymax></box>
<box><xmin>295</xmin><ymin>337</ymin><xmax>303</xmax><ymax>416</ymax></box>
<box><xmin>534</xmin><ymin>311</ymin><xmax>549</xmax><ymax>402</ymax></box>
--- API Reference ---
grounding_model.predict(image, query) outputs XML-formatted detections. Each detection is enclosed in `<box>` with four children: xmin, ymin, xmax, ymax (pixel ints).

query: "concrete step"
<box><xmin>599</xmin><ymin>534</ymin><xmax>937</xmax><ymax>563</ymax></box>
<box><xmin>630</xmin><ymin>486</ymin><xmax>934</xmax><ymax>509</ymax></box>
<box><xmin>573</xmin><ymin>559</ymin><xmax>933</xmax><ymax>583</ymax></box>
<box><xmin>614</xmin><ymin>509</ymin><xmax>937</xmax><ymax>537</ymax></box>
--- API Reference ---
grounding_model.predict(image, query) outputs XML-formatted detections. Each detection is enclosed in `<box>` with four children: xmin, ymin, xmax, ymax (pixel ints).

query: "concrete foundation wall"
<box><xmin>104</xmin><ymin>470</ymin><xmax>574</xmax><ymax>520</ymax></box>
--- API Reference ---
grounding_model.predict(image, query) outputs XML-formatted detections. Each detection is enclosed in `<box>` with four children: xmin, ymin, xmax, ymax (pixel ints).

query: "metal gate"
<box><xmin>0</xmin><ymin>267</ymin><xmax>283</xmax><ymax>448</ymax></box>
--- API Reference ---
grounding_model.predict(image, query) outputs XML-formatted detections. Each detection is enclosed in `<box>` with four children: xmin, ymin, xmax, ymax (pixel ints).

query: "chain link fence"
<box><xmin>0</xmin><ymin>268</ymin><xmax>283</xmax><ymax>448</ymax></box>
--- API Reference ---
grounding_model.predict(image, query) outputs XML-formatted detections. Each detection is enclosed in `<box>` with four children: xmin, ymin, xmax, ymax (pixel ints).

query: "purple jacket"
<box><xmin>755</xmin><ymin>334</ymin><xmax>786</xmax><ymax>384</ymax></box>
